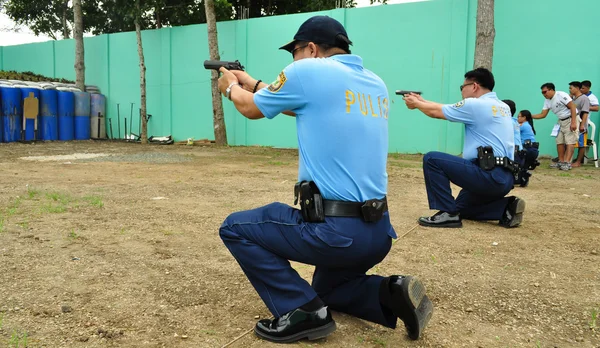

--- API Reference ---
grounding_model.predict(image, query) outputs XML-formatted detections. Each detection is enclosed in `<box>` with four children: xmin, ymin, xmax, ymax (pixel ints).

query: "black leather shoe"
<box><xmin>254</xmin><ymin>306</ymin><xmax>336</xmax><ymax>343</ymax></box>
<box><xmin>418</xmin><ymin>211</ymin><xmax>462</xmax><ymax>228</ymax></box>
<box><xmin>499</xmin><ymin>196</ymin><xmax>525</xmax><ymax>228</ymax></box>
<box><xmin>380</xmin><ymin>275</ymin><xmax>433</xmax><ymax>340</ymax></box>
<box><xmin>519</xmin><ymin>172</ymin><xmax>531</xmax><ymax>187</ymax></box>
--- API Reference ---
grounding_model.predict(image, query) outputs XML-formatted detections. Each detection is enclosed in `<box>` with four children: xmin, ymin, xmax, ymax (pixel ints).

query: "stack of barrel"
<box><xmin>0</xmin><ymin>79</ymin><xmax>106</xmax><ymax>143</ymax></box>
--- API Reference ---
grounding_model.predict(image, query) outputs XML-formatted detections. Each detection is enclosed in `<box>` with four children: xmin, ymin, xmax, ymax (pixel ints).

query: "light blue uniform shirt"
<box><xmin>441</xmin><ymin>92</ymin><xmax>515</xmax><ymax>161</ymax></box>
<box><xmin>512</xmin><ymin>118</ymin><xmax>522</xmax><ymax>150</ymax></box>
<box><xmin>520</xmin><ymin>121</ymin><xmax>536</xmax><ymax>143</ymax></box>
<box><xmin>253</xmin><ymin>55</ymin><xmax>389</xmax><ymax>202</ymax></box>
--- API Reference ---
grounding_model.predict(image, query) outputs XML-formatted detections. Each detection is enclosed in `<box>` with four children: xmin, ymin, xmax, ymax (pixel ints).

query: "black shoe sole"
<box><xmin>407</xmin><ymin>277</ymin><xmax>433</xmax><ymax>340</ymax></box>
<box><xmin>254</xmin><ymin>320</ymin><xmax>336</xmax><ymax>343</ymax></box>
<box><xmin>401</xmin><ymin>276</ymin><xmax>434</xmax><ymax>340</ymax></box>
<box><xmin>417</xmin><ymin>219</ymin><xmax>462</xmax><ymax>228</ymax></box>
<box><xmin>507</xmin><ymin>198</ymin><xmax>525</xmax><ymax>227</ymax></box>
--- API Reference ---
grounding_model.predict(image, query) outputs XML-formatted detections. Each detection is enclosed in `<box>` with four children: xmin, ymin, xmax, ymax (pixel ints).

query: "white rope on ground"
<box><xmin>393</xmin><ymin>224</ymin><xmax>419</xmax><ymax>243</ymax></box>
<box><xmin>220</xmin><ymin>327</ymin><xmax>254</xmax><ymax>348</ymax></box>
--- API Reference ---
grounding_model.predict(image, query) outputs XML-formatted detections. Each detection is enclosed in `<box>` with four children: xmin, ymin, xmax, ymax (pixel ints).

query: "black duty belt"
<box><xmin>323</xmin><ymin>198</ymin><xmax>388</xmax><ymax>218</ymax></box>
<box><xmin>294</xmin><ymin>180</ymin><xmax>388</xmax><ymax>223</ymax></box>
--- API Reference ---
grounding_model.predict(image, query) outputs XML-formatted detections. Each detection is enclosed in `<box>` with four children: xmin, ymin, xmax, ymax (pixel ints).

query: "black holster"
<box><xmin>523</xmin><ymin>140</ymin><xmax>539</xmax><ymax>149</ymax></box>
<box><xmin>477</xmin><ymin>146</ymin><xmax>496</xmax><ymax>170</ymax></box>
<box><xmin>294</xmin><ymin>181</ymin><xmax>325</xmax><ymax>223</ymax></box>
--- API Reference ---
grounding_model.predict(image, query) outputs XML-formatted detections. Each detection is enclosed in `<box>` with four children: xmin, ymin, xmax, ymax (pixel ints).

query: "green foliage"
<box><xmin>3</xmin><ymin>0</ymin><xmax>387</xmax><ymax>39</ymax></box>
<box><xmin>0</xmin><ymin>70</ymin><xmax>74</xmax><ymax>83</ymax></box>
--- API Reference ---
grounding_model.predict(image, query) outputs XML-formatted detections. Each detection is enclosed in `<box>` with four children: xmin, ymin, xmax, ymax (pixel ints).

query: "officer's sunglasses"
<box><xmin>459</xmin><ymin>82</ymin><xmax>475</xmax><ymax>91</ymax></box>
<box><xmin>291</xmin><ymin>44</ymin><xmax>309</xmax><ymax>58</ymax></box>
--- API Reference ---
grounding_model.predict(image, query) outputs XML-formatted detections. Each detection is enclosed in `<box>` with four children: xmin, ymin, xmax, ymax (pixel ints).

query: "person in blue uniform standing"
<box><xmin>215</xmin><ymin>15</ymin><xmax>433</xmax><ymax>344</ymax></box>
<box><xmin>403</xmin><ymin>67</ymin><xmax>525</xmax><ymax>228</ymax></box>
<box><xmin>517</xmin><ymin>110</ymin><xmax>540</xmax><ymax>186</ymax></box>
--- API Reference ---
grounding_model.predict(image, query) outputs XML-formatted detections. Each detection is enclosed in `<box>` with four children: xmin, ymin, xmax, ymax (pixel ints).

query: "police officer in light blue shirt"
<box><xmin>517</xmin><ymin>109</ymin><xmax>540</xmax><ymax>187</ymax></box>
<box><xmin>216</xmin><ymin>15</ymin><xmax>433</xmax><ymax>344</ymax></box>
<box><xmin>403</xmin><ymin>67</ymin><xmax>525</xmax><ymax>228</ymax></box>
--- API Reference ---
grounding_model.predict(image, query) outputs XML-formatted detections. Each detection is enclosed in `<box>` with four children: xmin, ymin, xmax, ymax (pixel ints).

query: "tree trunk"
<box><xmin>156</xmin><ymin>9</ymin><xmax>162</xmax><ymax>29</ymax></box>
<box><xmin>473</xmin><ymin>0</ymin><xmax>495</xmax><ymax>71</ymax></box>
<box><xmin>62</xmin><ymin>0</ymin><xmax>70</xmax><ymax>39</ymax></box>
<box><xmin>73</xmin><ymin>0</ymin><xmax>85</xmax><ymax>92</ymax></box>
<box><xmin>204</xmin><ymin>0</ymin><xmax>228</xmax><ymax>146</ymax></box>
<box><xmin>135</xmin><ymin>0</ymin><xmax>148</xmax><ymax>144</ymax></box>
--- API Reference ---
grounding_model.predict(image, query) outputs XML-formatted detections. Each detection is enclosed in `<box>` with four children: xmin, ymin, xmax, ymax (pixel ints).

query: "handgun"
<box><xmin>395</xmin><ymin>90</ymin><xmax>422</xmax><ymax>96</ymax></box>
<box><xmin>203</xmin><ymin>60</ymin><xmax>245</xmax><ymax>71</ymax></box>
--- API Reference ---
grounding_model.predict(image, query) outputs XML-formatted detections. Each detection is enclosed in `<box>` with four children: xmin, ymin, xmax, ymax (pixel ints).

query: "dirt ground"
<box><xmin>0</xmin><ymin>141</ymin><xmax>599</xmax><ymax>348</ymax></box>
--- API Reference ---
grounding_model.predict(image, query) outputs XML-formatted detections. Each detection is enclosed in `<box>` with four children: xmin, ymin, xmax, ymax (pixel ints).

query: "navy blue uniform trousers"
<box><xmin>219</xmin><ymin>202</ymin><xmax>399</xmax><ymax>328</ymax></box>
<box><xmin>523</xmin><ymin>147</ymin><xmax>539</xmax><ymax>169</ymax></box>
<box><xmin>423</xmin><ymin>151</ymin><xmax>514</xmax><ymax>220</ymax></box>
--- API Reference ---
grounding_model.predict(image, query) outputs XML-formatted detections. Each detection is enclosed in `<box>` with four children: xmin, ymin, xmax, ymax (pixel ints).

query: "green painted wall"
<box><xmin>1</xmin><ymin>0</ymin><xmax>598</xmax><ymax>158</ymax></box>
<box><xmin>492</xmin><ymin>0</ymin><xmax>600</xmax><ymax>157</ymax></box>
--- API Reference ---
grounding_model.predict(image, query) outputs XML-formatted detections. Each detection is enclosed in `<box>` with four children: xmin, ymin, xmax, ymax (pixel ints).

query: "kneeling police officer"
<box><xmin>403</xmin><ymin>67</ymin><xmax>525</xmax><ymax>228</ymax></box>
<box><xmin>216</xmin><ymin>15</ymin><xmax>433</xmax><ymax>344</ymax></box>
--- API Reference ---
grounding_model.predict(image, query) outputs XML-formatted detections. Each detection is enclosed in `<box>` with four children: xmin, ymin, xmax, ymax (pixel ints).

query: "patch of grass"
<box><xmin>45</xmin><ymin>192</ymin><xmax>71</xmax><ymax>204</ymax></box>
<box><xmin>16</xmin><ymin>220</ymin><xmax>29</xmax><ymax>230</ymax></box>
<box><xmin>430</xmin><ymin>254</ymin><xmax>437</xmax><ymax>263</ymax></box>
<box><xmin>9</xmin><ymin>330</ymin><xmax>28</xmax><ymax>348</ymax></box>
<box><xmin>389</xmin><ymin>161</ymin><xmax>420</xmax><ymax>169</ymax></box>
<box><xmin>200</xmin><ymin>329</ymin><xmax>216</xmax><ymax>335</ymax></box>
<box><xmin>557</xmin><ymin>173</ymin><xmax>573</xmax><ymax>177</ymax></box>
<box><xmin>389</xmin><ymin>152</ymin><xmax>422</xmax><ymax>161</ymax></box>
<box><xmin>373</xmin><ymin>337</ymin><xmax>387</xmax><ymax>346</ymax></box>
<box><xmin>68</xmin><ymin>229</ymin><xmax>80</xmax><ymax>240</ymax></box>
<box><xmin>7</xmin><ymin>197</ymin><xmax>22</xmax><ymax>216</ymax></box>
<box><xmin>266</xmin><ymin>160</ymin><xmax>289</xmax><ymax>166</ymax></box>
<box><xmin>0</xmin><ymin>312</ymin><xmax>4</xmax><ymax>329</ymax></box>
<box><xmin>40</xmin><ymin>203</ymin><xmax>67</xmax><ymax>214</ymax></box>
<box><xmin>27</xmin><ymin>186</ymin><xmax>40</xmax><ymax>199</ymax></box>
<box><xmin>162</xmin><ymin>230</ymin><xmax>182</xmax><ymax>236</ymax></box>
<box><xmin>84</xmin><ymin>195</ymin><xmax>104</xmax><ymax>208</ymax></box>
<box><xmin>590</xmin><ymin>307</ymin><xmax>598</xmax><ymax>330</ymax></box>
<box><xmin>536</xmin><ymin>340</ymin><xmax>542</xmax><ymax>348</ymax></box>
<box><xmin>0</xmin><ymin>216</ymin><xmax>5</xmax><ymax>233</ymax></box>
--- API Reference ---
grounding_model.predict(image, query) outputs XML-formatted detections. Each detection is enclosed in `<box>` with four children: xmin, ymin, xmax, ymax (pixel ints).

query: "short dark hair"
<box><xmin>502</xmin><ymin>99</ymin><xmax>516</xmax><ymax>116</ymax></box>
<box><xmin>464</xmin><ymin>67</ymin><xmax>495</xmax><ymax>91</ymax></box>
<box><xmin>569</xmin><ymin>81</ymin><xmax>582</xmax><ymax>89</ymax></box>
<box><xmin>582</xmin><ymin>80</ymin><xmax>592</xmax><ymax>88</ymax></box>
<box><xmin>317</xmin><ymin>34</ymin><xmax>352</xmax><ymax>54</ymax></box>
<box><xmin>541</xmin><ymin>83</ymin><xmax>555</xmax><ymax>91</ymax></box>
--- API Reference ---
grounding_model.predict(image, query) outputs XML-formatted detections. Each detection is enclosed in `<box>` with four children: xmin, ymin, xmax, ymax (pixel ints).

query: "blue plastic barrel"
<box><xmin>90</xmin><ymin>93</ymin><xmax>106</xmax><ymax>139</ymax></box>
<box><xmin>1</xmin><ymin>86</ymin><xmax>23</xmax><ymax>143</ymax></box>
<box><xmin>39</xmin><ymin>89</ymin><xmax>58</xmax><ymax>141</ymax></box>
<box><xmin>73</xmin><ymin>91</ymin><xmax>91</xmax><ymax>140</ymax></box>
<box><xmin>57</xmin><ymin>90</ymin><xmax>75</xmax><ymax>141</ymax></box>
<box><xmin>19</xmin><ymin>87</ymin><xmax>41</xmax><ymax>141</ymax></box>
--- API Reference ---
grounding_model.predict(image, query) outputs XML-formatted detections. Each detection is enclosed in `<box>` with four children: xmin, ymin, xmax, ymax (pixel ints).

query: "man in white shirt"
<box><xmin>532</xmin><ymin>83</ymin><xmax>578</xmax><ymax>170</ymax></box>
<box><xmin>581</xmin><ymin>80</ymin><xmax>599</xmax><ymax>112</ymax></box>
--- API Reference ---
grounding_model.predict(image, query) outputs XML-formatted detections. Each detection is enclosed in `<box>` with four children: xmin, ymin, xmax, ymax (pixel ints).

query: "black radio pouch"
<box><xmin>361</xmin><ymin>199</ymin><xmax>387</xmax><ymax>223</ymax></box>
<box><xmin>294</xmin><ymin>181</ymin><xmax>325</xmax><ymax>223</ymax></box>
<box><xmin>477</xmin><ymin>146</ymin><xmax>495</xmax><ymax>170</ymax></box>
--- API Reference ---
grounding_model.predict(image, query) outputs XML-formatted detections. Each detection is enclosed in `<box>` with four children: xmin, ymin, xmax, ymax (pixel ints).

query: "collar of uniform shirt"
<box><xmin>327</xmin><ymin>54</ymin><xmax>363</xmax><ymax>67</ymax></box>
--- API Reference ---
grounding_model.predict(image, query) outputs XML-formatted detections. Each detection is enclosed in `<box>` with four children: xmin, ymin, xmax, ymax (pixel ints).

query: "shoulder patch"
<box><xmin>454</xmin><ymin>100</ymin><xmax>465</xmax><ymax>108</ymax></box>
<box><xmin>267</xmin><ymin>71</ymin><xmax>287</xmax><ymax>93</ymax></box>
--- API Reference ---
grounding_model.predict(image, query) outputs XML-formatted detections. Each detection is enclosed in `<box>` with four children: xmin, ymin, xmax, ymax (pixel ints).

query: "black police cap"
<box><xmin>279</xmin><ymin>15</ymin><xmax>352</xmax><ymax>53</ymax></box>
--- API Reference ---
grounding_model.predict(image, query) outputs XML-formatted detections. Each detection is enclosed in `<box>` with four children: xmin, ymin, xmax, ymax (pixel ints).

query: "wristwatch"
<box><xmin>225</xmin><ymin>82</ymin><xmax>239</xmax><ymax>100</ymax></box>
